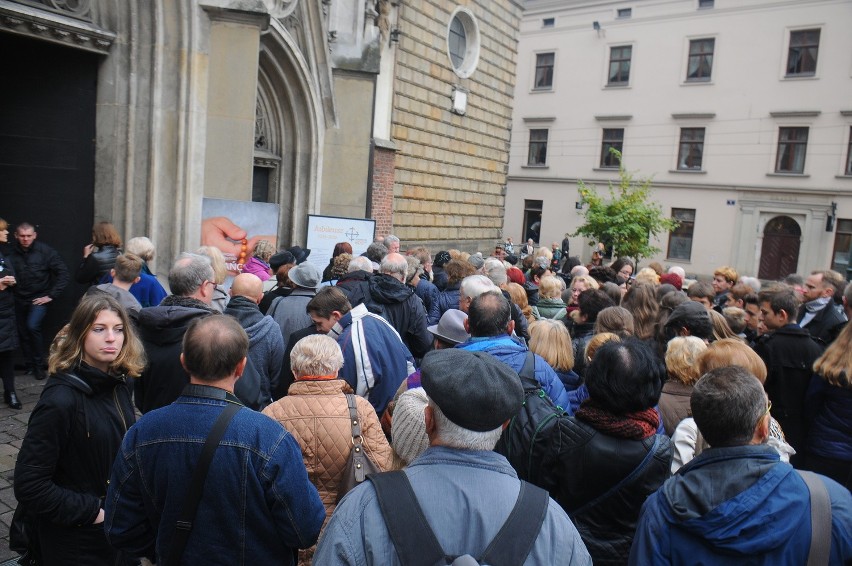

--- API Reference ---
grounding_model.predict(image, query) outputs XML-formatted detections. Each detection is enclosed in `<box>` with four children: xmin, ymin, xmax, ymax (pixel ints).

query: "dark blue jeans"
<box><xmin>15</xmin><ymin>301</ymin><xmax>47</xmax><ymax>368</ymax></box>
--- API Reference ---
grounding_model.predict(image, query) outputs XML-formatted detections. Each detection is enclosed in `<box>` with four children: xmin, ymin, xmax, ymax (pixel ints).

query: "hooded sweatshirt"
<box><xmin>629</xmin><ymin>444</ymin><xmax>852</xmax><ymax>565</ymax></box>
<box><xmin>368</xmin><ymin>274</ymin><xmax>432</xmax><ymax>359</ymax></box>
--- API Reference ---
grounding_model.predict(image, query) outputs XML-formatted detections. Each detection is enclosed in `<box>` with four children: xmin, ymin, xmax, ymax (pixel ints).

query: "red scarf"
<box><xmin>575</xmin><ymin>399</ymin><xmax>659</xmax><ymax>440</ymax></box>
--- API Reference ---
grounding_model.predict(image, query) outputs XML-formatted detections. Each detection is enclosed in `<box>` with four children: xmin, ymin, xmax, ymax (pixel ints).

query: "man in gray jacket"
<box><xmin>224</xmin><ymin>273</ymin><xmax>284</xmax><ymax>409</ymax></box>
<box><xmin>314</xmin><ymin>348</ymin><xmax>592</xmax><ymax>565</ymax></box>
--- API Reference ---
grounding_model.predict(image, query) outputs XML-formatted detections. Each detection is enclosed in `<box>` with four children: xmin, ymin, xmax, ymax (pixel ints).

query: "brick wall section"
<box><xmin>371</xmin><ymin>145</ymin><xmax>396</xmax><ymax>237</ymax></box>
<box><xmin>390</xmin><ymin>0</ymin><xmax>521</xmax><ymax>253</ymax></box>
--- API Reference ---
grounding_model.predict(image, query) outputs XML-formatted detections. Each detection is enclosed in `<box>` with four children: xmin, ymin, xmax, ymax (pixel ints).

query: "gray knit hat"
<box><xmin>391</xmin><ymin>388</ymin><xmax>431</xmax><ymax>465</ymax></box>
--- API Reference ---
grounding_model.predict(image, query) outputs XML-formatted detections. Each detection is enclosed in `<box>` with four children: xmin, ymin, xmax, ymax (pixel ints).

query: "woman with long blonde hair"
<box><xmin>15</xmin><ymin>295</ymin><xmax>145</xmax><ymax>564</ymax></box>
<box><xmin>807</xmin><ymin>323</ymin><xmax>852</xmax><ymax>489</ymax></box>
<box><xmin>529</xmin><ymin>319</ymin><xmax>577</xmax><ymax>391</ymax></box>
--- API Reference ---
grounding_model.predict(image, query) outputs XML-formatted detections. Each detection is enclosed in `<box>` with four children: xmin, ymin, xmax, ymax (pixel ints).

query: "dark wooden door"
<box><xmin>0</xmin><ymin>32</ymin><xmax>98</xmax><ymax>347</ymax></box>
<box><xmin>758</xmin><ymin>216</ymin><xmax>801</xmax><ymax>280</ymax></box>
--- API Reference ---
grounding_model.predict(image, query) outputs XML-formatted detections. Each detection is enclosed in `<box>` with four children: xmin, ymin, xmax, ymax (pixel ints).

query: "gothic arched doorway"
<box><xmin>758</xmin><ymin>216</ymin><xmax>801</xmax><ymax>280</ymax></box>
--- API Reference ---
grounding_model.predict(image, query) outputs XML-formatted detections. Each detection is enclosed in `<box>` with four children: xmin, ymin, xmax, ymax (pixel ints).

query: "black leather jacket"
<box><xmin>76</xmin><ymin>244</ymin><xmax>120</xmax><ymax>286</ymax></box>
<box><xmin>552</xmin><ymin>417</ymin><xmax>672</xmax><ymax>565</ymax></box>
<box><xmin>7</xmin><ymin>240</ymin><xmax>69</xmax><ymax>300</ymax></box>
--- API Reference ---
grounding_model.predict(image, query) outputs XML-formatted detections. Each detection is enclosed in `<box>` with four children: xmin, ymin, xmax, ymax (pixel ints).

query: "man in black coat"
<box><xmin>797</xmin><ymin>270</ymin><xmax>847</xmax><ymax>346</ymax></box>
<box><xmin>367</xmin><ymin>252</ymin><xmax>432</xmax><ymax>359</ymax></box>
<box><xmin>7</xmin><ymin>222</ymin><xmax>69</xmax><ymax>379</ymax></box>
<box><xmin>134</xmin><ymin>252</ymin><xmax>219</xmax><ymax>413</ymax></box>
<box><xmin>755</xmin><ymin>285</ymin><xmax>824</xmax><ymax>466</ymax></box>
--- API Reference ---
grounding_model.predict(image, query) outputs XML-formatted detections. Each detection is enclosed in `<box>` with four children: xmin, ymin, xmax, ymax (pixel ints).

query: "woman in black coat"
<box><xmin>0</xmin><ymin>217</ymin><xmax>21</xmax><ymax>408</ymax></box>
<box><xmin>75</xmin><ymin>221</ymin><xmax>122</xmax><ymax>286</ymax></box>
<box><xmin>14</xmin><ymin>294</ymin><xmax>146</xmax><ymax>565</ymax></box>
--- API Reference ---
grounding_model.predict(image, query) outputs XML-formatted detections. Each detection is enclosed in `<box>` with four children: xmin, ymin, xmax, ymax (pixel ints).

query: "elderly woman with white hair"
<box><xmin>262</xmin><ymin>334</ymin><xmax>393</xmax><ymax>564</ymax></box>
<box><xmin>120</xmin><ymin>236</ymin><xmax>167</xmax><ymax>307</ymax></box>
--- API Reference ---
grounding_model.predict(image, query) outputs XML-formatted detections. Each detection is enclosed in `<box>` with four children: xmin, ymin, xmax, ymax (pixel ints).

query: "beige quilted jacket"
<box><xmin>262</xmin><ymin>378</ymin><xmax>394</xmax><ymax>524</ymax></box>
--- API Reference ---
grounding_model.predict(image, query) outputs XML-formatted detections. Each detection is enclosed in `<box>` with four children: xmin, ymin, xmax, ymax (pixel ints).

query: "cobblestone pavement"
<box><xmin>0</xmin><ymin>369</ymin><xmax>46</xmax><ymax>564</ymax></box>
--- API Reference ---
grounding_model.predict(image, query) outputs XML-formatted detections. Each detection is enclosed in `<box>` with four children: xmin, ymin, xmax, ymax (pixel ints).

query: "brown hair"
<box><xmin>182</xmin><ymin>315</ymin><xmax>248</xmax><ymax>382</ymax></box>
<box><xmin>445</xmin><ymin>259</ymin><xmax>476</xmax><ymax>287</ymax></box>
<box><xmin>92</xmin><ymin>221</ymin><xmax>122</xmax><ymax>247</ymax></box>
<box><xmin>306</xmin><ymin>286</ymin><xmax>352</xmax><ymax>318</ymax></box>
<box><xmin>113</xmin><ymin>253</ymin><xmax>144</xmax><ymax>283</ymax></box>
<box><xmin>505</xmin><ymin>282</ymin><xmax>535</xmax><ymax>324</ymax></box>
<box><xmin>49</xmin><ymin>294</ymin><xmax>146</xmax><ymax>377</ymax></box>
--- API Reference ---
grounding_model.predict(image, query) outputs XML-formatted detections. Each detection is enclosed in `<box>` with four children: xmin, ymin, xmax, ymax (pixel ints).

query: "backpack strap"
<box><xmin>368</xmin><ymin>471</ymin><xmax>446</xmax><ymax>566</ymax></box>
<box><xmin>369</xmin><ymin>472</ymin><xmax>551</xmax><ymax>566</ymax></box>
<box><xmin>798</xmin><ymin>470</ymin><xmax>832</xmax><ymax>566</ymax></box>
<box><xmin>519</xmin><ymin>351</ymin><xmax>536</xmax><ymax>383</ymax></box>
<box><xmin>478</xmin><ymin>481</ymin><xmax>549</xmax><ymax>566</ymax></box>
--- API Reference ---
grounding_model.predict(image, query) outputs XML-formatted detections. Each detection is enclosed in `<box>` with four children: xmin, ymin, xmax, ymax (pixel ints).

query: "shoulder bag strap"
<box><xmin>479</xmin><ymin>481</ymin><xmax>550</xmax><ymax>566</ymax></box>
<box><xmin>571</xmin><ymin>435</ymin><xmax>661</xmax><ymax>518</ymax></box>
<box><xmin>368</xmin><ymin>471</ymin><xmax>446</xmax><ymax>566</ymax></box>
<box><xmin>165</xmin><ymin>402</ymin><xmax>241</xmax><ymax>566</ymax></box>
<box><xmin>798</xmin><ymin>470</ymin><xmax>832</xmax><ymax>566</ymax></box>
<box><xmin>519</xmin><ymin>351</ymin><xmax>536</xmax><ymax>382</ymax></box>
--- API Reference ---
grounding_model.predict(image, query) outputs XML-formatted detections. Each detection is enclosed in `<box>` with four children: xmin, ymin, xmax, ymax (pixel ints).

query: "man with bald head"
<box><xmin>225</xmin><ymin>273</ymin><xmax>284</xmax><ymax>409</ymax></box>
<box><xmin>368</xmin><ymin>252</ymin><xmax>432</xmax><ymax>358</ymax></box>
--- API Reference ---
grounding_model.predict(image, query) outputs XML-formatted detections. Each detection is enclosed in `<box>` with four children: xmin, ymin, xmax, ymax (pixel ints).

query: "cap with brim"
<box><xmin>420</xmin><ymin>349</ymin><xmax>523</xmax><ymax>432</ymax></box>
<box><xmin>288</xmin><ymin>262</ymin><xmax>321</xmax><ymax>289</ymax></box>
<box><xmin>288</xmin><ymin>246</ymin><xmax>311</xmax><ymax>265</ymax></box>
<box><xmin>427</xmin><ymin>309</ymin><xmax>469</xmax><ymax>345</ymax></box>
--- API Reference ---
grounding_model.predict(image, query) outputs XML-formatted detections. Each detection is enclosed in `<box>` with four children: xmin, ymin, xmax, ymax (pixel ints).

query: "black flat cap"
<box><xmin>420</xmin><ymin>349</ymin><xmax>523</xmax><ymax>432</ymax></box>
<box><xmin>270</xmin><ymin>251</ymin><xmax>295</xmax><ymax>272</ymax></box>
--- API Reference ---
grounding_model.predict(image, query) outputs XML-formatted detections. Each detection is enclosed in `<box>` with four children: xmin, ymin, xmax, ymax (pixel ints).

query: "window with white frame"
<box><xmin>447</xmin><ymin>9</ymin><xmax>480</xmax><ymax>79</ymax></box>
<box><xmin>600</xmin><ymin>128</ymin><xmax>624</xmax><ymax>168</ymax></box>
<box><xmin>534</xmin><ymin>53</ymin><xmax>555</xmax><ymax>90</ymax></box>
<box><xmin>786</xmin><ymin>29</ymin><xmax>820</xmax><ymax>77</ymax></box>
<box><xmin>775</xmin><ymin>127</ymin><xmax>809</xmax><ymax>173</ymax></box>
<box><xmin>608</xmin><ymin>46</ymin><xmax>632</xmax><ymax>86</ymax></box>
<box><xmin>527</xmin><ymin>129</ymin><xmax>549</xmax><ymax>166</ymax></box>
<box><xmin>686</xmin><ymin>38</ymin><xmax>714</xmax><ymax>82</ymax></box>
<box><xmin>677</xmin><ymin>128</ymin><xmax>705</xmax><ymax>170</ymax></box>
<box><xmin>668</xmin><ymin>209</ymin><xmax>696</xmax><ymax>260</ymax></box>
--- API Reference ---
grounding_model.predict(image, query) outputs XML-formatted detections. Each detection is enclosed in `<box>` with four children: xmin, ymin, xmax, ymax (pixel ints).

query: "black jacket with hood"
<box><xmin>134</xmin><ymin>296</ymin><xmax>217</xmax><ymax>413</ymax></box>
<box><xmin>14</xmin><ymin>363</ymin><xmax>135</xmax><ymax>563</ymax></box>
<box><xmin>368</xmin><ymin>273</ymin><xmax>432</xmax><ymax>359</ymax></box>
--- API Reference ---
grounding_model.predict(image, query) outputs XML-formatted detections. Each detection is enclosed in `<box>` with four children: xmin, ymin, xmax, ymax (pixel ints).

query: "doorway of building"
<box><xmin>758</xmin><ymin>215</ymin><xmax>801</xmax><ymax>280</ymax></box>
<box><xmin>522</xmin><ymin>200</ymin><xmax>542</xmax><ymax>245</ymax></box>
<box><xmin>0</xmin><ymin>32</ymin><xmax>98</xmax><ymax>347</ymax></box>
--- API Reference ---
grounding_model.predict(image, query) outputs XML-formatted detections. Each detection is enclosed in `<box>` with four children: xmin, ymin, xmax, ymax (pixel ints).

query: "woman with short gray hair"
<box><xmin>262</xmin><ymin>335</ymin><xmax>394</xmax><ymax>564</ymax></box>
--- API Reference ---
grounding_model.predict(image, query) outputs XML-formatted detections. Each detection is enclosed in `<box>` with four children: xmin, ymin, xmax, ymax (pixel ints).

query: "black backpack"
<box><xmin>494</xmin><ymin>352</ymin><xmax>566</xmax><ymax>493</ymax></box>
<box><xmin>368</xmin><ymin>470</ymin><xmax>549</xmax><ymax>566</ymax></box>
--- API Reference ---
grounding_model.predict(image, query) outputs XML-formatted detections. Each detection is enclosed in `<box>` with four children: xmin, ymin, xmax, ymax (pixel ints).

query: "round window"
<box><xmin>447</xmin><ymin>8</ymin><xmax>480</xmax><ymax>79</ymax></box>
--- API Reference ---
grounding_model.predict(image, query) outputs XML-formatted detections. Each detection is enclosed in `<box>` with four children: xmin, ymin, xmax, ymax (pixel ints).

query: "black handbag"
<box><xmin>337</xmin><ymin>394</ymin><xmax>381</xmax><ymax>503</ymax></box>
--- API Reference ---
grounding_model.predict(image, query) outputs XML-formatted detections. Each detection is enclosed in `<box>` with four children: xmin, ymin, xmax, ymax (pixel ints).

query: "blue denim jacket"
<box><xmin>314</xmin><ymin>446</ymin><xmax>592</xmax><ymax>565</ymax></box>
<box><xmin>105</xmin><ymin>385</ymin><xmax>325</xmax><ymax>565</ymax></box>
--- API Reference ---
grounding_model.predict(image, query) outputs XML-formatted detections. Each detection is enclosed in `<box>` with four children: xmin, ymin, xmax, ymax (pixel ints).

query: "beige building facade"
<box><xmin>505</xmin><ymin>0</ymin><xmax>852</xmax><ymax>279</ymax></box>
<box><xmin>385</xmin><ymin>0</ymin><xmax>523</xmax><ymax>252</ymax></box>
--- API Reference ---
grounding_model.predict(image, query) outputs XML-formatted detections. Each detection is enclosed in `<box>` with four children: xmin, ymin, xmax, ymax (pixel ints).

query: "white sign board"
<box><xmin>305</xmin><ymin>214</ymin><xmax>376</xmax><ymax>272</ymax></box>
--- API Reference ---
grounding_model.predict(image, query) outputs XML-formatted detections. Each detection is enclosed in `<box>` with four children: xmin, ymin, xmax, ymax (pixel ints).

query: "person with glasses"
<box><xmin>631</xmin><ymin>365</ymin><xmax>852</xmax><ymax>565</ymax></box>
<box><xmin>134</xmin><ymin>253</ymin><xmax>220</xmax><ymax>413</ymax></box>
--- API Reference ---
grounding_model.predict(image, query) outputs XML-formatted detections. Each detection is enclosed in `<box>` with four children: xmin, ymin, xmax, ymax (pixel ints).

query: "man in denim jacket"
<box><xmin>314</xmin><ymin>348</ymin><xmax>591</xmax><ymax>565</ymax></box>
<box><xmin>105</xmin><ymin>316</ymin><xmax>325</xmax><ymax>564</ymax></box>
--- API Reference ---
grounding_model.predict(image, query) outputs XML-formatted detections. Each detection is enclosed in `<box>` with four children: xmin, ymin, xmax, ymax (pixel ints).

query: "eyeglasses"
<box><xmin>763</xmin><ymin>399</ymin><xmax>772</xmax><ymax>418</ymax></box>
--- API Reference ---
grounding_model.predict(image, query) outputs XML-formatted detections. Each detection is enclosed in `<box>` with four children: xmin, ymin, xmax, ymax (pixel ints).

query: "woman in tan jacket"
<box><xmin>263</xmin><ymin>334</ymin><xmax>393</xmax><ymax>564</ymax></box>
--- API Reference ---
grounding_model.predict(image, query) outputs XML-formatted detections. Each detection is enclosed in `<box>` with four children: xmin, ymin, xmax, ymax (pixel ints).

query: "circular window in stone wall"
<box><xmin>447</xmin><ymin>7</ymin><xmax>480</xmax><ymax>79</ymax></box>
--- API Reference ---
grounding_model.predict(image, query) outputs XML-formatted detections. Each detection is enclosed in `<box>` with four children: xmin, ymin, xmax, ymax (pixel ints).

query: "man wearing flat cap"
<box><xmin>314</xmin><ymin>349</ymin><xmax>592</xmax><ymax>565</ymax></box>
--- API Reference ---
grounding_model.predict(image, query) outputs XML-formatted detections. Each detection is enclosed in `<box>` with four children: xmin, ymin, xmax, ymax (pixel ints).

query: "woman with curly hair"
<box><xmin>435</xmin><ymin>259</ymin><xmax>475</xmax><ymax>317</ymax></box>
<box><xmin>505</xmin><ymin>282</ymin><xmax>537</xmax><ymax>324</ymax></box>
<box><xmin>659</xmin><ymin>336</ymin><xmax>707</xmax><ymax>435</ymax></box>
<box><xmin>15</xmin><ymin>295</ymin><xmax>145</xmax><ymax>565</ymax></box>
<box><xmin>322</xmin><ymin>242</ymin><xmax>353</xmax><ymax>283</ymax></box>
<box><xmin>242</xmin><ymin>239</ymin><xmax>275</xmax><ymax>282</ymax></box>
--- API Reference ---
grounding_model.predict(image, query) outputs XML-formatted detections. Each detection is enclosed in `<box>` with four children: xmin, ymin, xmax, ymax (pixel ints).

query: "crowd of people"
<box><xmin>2</xmin><ymin>220</ymin><xmax>851</xmax><ymax>565</ymax></box>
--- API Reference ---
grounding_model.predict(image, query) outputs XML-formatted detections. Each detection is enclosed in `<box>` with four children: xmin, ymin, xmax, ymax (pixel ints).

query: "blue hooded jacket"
<box><xmin>629</xmin><ymin>445</ymin><xmax>852</xmax><ymax>565</ymax></box>
<box><xmin>457</xmin><ymin>335</ymin><xmax>570</xmax><ymax>410</ymax></box>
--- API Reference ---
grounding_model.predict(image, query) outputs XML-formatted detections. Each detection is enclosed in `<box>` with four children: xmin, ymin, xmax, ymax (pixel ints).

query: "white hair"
<box><xmin>348</xmin><ymin>255</ymin><xmax>374</xmax><ymax>273</ymax></box>
<box><xmin>570</xmin><ymin>265</ymin><xmax>589</xmax><ymax>277</ymax></box>
<box><xmin>380</xmin><ymin>253</ymin><xmax>408</xmax><ymax>281</ymax></box>
<box><xmin>481</xmin><ymin>258</ymin><xmax>507</xmax><ymax>286</ymax></box>
<box><xmin>460</xmin><ymin>274</ymin><xmax>497</xmax><ymax>300</ymax></box>
<box><xmin>739</xmin><ymin>276</ymin><xmax>761</xmax><ymax>293</ymax></box>
<box><xmin>428</xmin><ymin>400</ymin><xmax>503</xmax><ymax>451</ymax></box>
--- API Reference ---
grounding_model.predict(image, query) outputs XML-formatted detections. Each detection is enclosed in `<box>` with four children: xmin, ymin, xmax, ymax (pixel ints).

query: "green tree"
<box><xmin>573</xmin><ymin>150</ymin><xmax>678</xmax><ymax>262</ymax></box>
